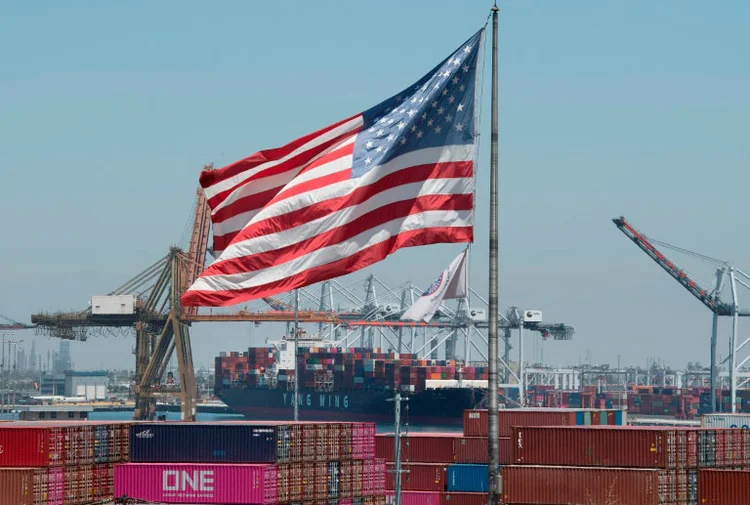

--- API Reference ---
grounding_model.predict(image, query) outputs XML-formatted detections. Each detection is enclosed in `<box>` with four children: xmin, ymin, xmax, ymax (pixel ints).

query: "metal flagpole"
<box><xmin>488</xmin><ymin>2</ymin><xmax>501</xmax><ymax>503</ymax></box>
<box><xmin>388</xmin><ymin>390</ymin><xmax>408</xmax><ymax>505</ymax></box>
<box><xmin>294</xmin><ymin>288</ymin><xmax>300</xmax><ymax>421</ymax></box>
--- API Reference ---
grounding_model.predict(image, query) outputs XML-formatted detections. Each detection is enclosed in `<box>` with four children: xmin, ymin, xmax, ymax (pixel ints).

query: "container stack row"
<box><xmin>376</xmin><ymin>407</ymin><xmax>627</xmax><ymax>505</ymax></box>
<box><xmin>503</xmin><ymin>425</ymin><xmax>750</xmax><ymax>504</ymax></box>
<box><xmin>217</xmin><ymin>347</ymin><xmax>495</xmax><ymax>395</ymax></box>
<box><xmin>0</xmin><ymin>421</ymin><xmax>130</xmax><ymax>505</ymax></box>
<box><xmin>116</xmin><ymin>421</ymin><xmax>387</xmax><ymax>505</ymax></box>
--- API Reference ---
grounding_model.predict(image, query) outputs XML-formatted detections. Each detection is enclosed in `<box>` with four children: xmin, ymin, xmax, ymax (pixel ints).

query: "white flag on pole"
<box><xmin>401</xmin><ymin>249</ymin><xmax>468</xmax><ymax>322</ymax></box>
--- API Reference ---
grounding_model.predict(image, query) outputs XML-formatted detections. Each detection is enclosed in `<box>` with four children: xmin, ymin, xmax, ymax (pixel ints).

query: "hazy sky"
<box><xmin>1</xmin><ymin>1</ymin><xmax>748</xmax><ymax>373</ymax></box>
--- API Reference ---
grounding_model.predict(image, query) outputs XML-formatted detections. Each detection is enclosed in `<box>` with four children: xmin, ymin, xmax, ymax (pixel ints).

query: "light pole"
<box><xmin>8</xmin><ymin>340</ymin><xmax>22</xmax><ymax>418</ymax></box>
<box><xmin>0</xmin><ymin>332</ymin><xmax>15</xmax><ymax>419</ymax></box>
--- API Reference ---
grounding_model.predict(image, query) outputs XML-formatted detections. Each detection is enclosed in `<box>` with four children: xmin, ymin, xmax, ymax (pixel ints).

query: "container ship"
<box><xmin>215</xmin><ymin>344</ymin><xmax>507</xmax><ymax>425</ymax></box>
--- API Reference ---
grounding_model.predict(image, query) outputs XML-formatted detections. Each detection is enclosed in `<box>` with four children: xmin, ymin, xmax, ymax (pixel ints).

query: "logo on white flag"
<box><xmin>401</xmin><ymin>249</ymin><xmax>468</xmax><ymax>322</ymax></box>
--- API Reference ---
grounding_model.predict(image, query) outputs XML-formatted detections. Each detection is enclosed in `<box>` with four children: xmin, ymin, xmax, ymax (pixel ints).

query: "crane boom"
<box><xmin>612</xmin><ymin>216</ymin><xmax>739</xmax><ymax>316</ymax></box>
<box><xmin>0</xmin><ymin>314</ymin><xmax>35</xmax><ymax>330</ymax></box>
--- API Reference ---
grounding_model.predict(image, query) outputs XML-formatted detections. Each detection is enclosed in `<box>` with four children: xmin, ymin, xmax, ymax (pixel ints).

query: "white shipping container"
<box><xmin>701</xmin><ymin>413</ymin><xmax>750</xmax><ymax>429</ymax></box>
<box><xmin>95</xmin><ymin>384</ymin><xmax>106</xmax><ymax>399</ymax></box>
<box><xmin>91</xmin><ymin>295</ymin><xmax>136</xmax><ymax>315</ymax></box>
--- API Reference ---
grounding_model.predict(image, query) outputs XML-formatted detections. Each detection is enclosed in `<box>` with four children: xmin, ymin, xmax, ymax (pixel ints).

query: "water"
<box><xmin>89</xmin><ymin>410</ymin><xmax>244</xmax><ymax>422</ymax></box>
<box><xmin>88</xmin><ymin>410</ymin><xmax>462</xmax><ymax>433</ymax></box>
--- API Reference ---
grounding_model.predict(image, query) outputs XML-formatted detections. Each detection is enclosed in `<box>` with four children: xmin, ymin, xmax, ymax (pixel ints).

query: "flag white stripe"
<box><xmin>212</xmin><ymin>136</ymin><xmax>357</xmax><ymax>216</ymax></box>
<box><xmin>220</xmin><ymin>144</ymin><xmax>473</xmax><ymax>256</ymax></box>
<box><xmin>204</xmin><ymin>115</ymin><xmax>364</xmax><ymax>200</ymax></box>
<box><xmin>211</xmin><ymin>165</ymin><xmax>304</xmax><ymax>216</ymax></box>
<box><xmin>192</xmin><ymin>209</ymin><xmax>473</xmax><ymax>291</ymax></box>
<box><xmin>281</xmin><ymin>136</ymin><xmax>357</xmax><ymax>190</ymax></box>
<box><xmin>217</xmin><ymin>176</ymin><xmax>473</xmax><ymax>261</ymax></box>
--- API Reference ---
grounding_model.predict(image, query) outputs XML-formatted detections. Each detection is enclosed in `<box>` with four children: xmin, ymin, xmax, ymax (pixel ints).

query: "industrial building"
<box><xmin>64</xmin><ymin>371</ymin><xmax>108</xmax><ymax>400</ymax></box>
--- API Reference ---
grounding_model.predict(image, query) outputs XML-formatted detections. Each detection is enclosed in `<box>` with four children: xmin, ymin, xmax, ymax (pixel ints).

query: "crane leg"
<box><xmin>711</xmin><ymin>313</ymin><xmax>718</xmax><ymax>413</ymax></box>
<box><xmin>173</xmin><ymin>321</ymin><xmax>197</xmax><ymax>421</ymax></box>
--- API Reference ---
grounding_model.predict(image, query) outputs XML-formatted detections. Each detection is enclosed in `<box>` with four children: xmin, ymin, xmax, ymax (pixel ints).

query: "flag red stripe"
<box><xmin>227</xmin><ymin>161</ymin><xmax>473</xmax><ymax>248</ymax></box>
<box><xmin>181</xmin><ymin>226</ymin><xmax>472</xmax><ymax>307</ymax></box>
<box><xmin>211</xmin><ymin>185</ymin><xmax>284</xmax><ymax>224</ymax></box>
<box><xmin>205</xmin><ymin>193</ymin><xmax>473</xmax><ymax>277</ymax></box>
<box><xmin>211</xmin><ymin>142</ymin><xmax>356</xmax><ymax>230</ymax></box>
<box><xmin>200</xmin><ymin>114</ymin><xmax>359</xmax><ymax>186</ymax></box>
<box><xmin>205</xmin><ymin>131</ymin><xmax>356</xmax><ymax>210</ymax></box>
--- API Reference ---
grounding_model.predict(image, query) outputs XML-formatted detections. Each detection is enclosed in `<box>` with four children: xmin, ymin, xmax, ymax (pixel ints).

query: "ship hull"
<box><xmin>217</xmin><ymin>387</ymin><xmax>485</xmax><ymax>426</ymax></box>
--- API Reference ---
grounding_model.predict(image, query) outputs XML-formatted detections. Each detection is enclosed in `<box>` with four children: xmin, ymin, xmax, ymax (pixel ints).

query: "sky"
<box><xmin>1</xmin><ymin>1</ymin><xmax>748</xmax><ymax>373</ymax></box>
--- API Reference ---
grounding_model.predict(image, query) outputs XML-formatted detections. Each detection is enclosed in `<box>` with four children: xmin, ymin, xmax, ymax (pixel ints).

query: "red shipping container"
<box><xmin>0</xmin><ymin>426</ymin><xmax>65</xmax><ymax>467</ymax></box>
<box><xmin>465</xmin><ymin>408</ymin><xmax>578</xmax><ymax>437</ymax></box>
<box><xmin>386</xmin><ymin>463</ymin><xmax>447</xmax><ymax>491</ymax></box>
<box><xmin>440</xmin><ymin>492</ymin><xmax>488</xmax><ymax>505</ymax></box>
<box><xmin>502</xmin><ymin>465</ymin><xmax>678</xmax><ymax>505</ymax></box>
<box><xmin>114</xmin><ymin>463</ymin><xmax>278</xmax><ymax>504</ymax></box>
<box><xmin>512</xmin><ymin>426</ymin><xmax>689</xmax><ymax>468</ymax></box>
<box><xmin>377</xmin><ymin>434</ymin><xmax>457</xmax><ymax>463</ymax></box>
<box><xmin>698</xmin><ymin>468</ymin><xmax>750</xmax><ymax>504</ymax></box>
<box><xmin>454</xmin><ymin>437</ymin><xmax>511</xmax><ymax>464</ymax></box>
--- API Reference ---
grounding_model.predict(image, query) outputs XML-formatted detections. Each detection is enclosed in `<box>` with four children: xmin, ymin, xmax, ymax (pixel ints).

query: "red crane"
<box><xmin>613</xmin><ymin>216</ymin><xmax>750</xmax><ymax>413</ymax></box>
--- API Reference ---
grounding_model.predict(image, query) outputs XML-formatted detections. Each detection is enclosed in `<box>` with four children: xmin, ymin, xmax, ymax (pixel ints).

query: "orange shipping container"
<box><xmin>0</xmin><ymin>468</ymin><xmax>63</xmax><ymax>505</ymax></box>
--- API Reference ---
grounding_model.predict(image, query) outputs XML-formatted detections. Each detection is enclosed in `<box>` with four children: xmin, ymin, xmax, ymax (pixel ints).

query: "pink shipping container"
<box><xmin>512</xmin><ymin>426</ymin><xmax>694</xmax><ymax>469</ymax></box>
<box><xmin>386</xmin><ymin>491</ymin><xmax>441</xmax><ymax>505</ymax></box>
<box><xmin>698</xmin><ymin>469</ymin><xmax>750</xmax><ymax>504</ymax></box>
<box><xmin>502</xmin><ymin>465</ymin><xmax>681</xmax><ymax>505</ymax></box>
<box><xmin>114</xmin><ymin>463</ymin><xmax>278</xmax><ymax>504</ymax></box>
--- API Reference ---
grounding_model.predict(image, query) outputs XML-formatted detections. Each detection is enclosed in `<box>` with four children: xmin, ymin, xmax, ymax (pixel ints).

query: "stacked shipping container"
<box><xmin>377</xmin><ymin>408</ymin><xmax>627</xmax><ymax>504</ymax></box>
<box><xmin>116</xmin><ymin>421</ymin><xmax>386</xmax><ymax>504</ymax></box>
<box><xmin>0</xmin><ymin>421</ymin><xmax>130</xmax><ymax>505</ymax></box>
<box><xmin>504</xmin><ymin>425</ymin><xmax>750</xmax><ymax>504</ymax></box>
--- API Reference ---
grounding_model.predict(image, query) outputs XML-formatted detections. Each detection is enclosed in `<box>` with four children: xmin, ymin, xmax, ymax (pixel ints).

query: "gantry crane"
<box><xmin>613</xmin><ymin>216</ymin><xmax>750</xmax><ymax>412</ymax></box>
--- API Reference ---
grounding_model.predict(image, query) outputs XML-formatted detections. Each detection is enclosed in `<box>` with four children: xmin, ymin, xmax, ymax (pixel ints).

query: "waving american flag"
<box><xmin>182</xmin><ymin>29</ymin><xmax>484</xmax><ymax>307</ymax></box>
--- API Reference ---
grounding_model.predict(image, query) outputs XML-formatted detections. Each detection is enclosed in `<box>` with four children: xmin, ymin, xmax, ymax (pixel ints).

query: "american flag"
<box><xmin>182</xmin><ymin>29</ymin><xmax>484</xmax><ymax>307</ymax></box>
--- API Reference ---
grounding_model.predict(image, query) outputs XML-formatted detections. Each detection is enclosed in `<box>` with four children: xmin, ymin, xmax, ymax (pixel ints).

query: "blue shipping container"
<box><xmin>447</xmin><ymin>464</ymin><xmax>496</xmax><ymax>492</ymax></box>
<box><xmin>129</xmin><ymin>423</ymin><xmax>284</xmax><ymax>463</ymax></box>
